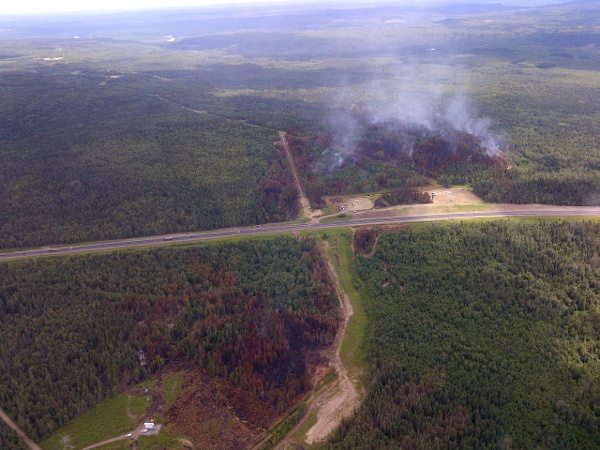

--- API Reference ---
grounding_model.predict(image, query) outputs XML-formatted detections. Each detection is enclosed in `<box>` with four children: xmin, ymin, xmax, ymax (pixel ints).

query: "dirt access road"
<box><xmin>305</xmin><ymin>243</ymin><xmax>359</xmax><ymax>444</ymax></box>
<box><xmin>274</xmin><ymin>242</ymin><xmax>359</xmax><ymax>449</ymax></box>
<box><xmin>279</xmin><ymin>132</ymin><xmax>321</xmax><ymax>220</ymax></box>
<box><xmin>0</xmin><ymin>408</ymin><xmax>41</xmax><ymax>450</ymax></box>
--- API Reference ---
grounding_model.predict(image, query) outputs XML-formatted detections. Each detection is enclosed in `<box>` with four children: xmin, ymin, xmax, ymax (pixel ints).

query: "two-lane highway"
<box><xmin>1</xmin><ymin>206</ymin><xmax>600</xmax><ymax>262</ymax></box>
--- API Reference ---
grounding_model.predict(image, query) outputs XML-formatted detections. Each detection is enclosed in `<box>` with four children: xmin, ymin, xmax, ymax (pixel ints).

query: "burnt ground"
<box><xmin>165</xmin><ymin>353</ymin><xmax>329</xmax><ymax>450</ymax></box>
<box><xmin>287</xmin><ymin>118</ymin><xmax>507</xmax><ymax>208</ymax></box>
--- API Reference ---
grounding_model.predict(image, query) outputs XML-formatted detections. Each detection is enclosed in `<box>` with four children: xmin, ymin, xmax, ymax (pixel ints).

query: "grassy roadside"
<box><xmin>322</xmin><ymin>229</ymin><xmax>369</xmax><ymax>391</ymax></box>
<box><xmin>291</xmin><ymin>410</ymin><xmax>318</xmax><ymax>444</ymax></box>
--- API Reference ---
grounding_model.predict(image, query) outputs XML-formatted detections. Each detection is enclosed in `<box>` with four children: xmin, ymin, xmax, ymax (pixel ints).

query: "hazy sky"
<box><xmin>1</xmin><ymin>0</ymin><xmax>298</xmax><ymax>15</ymax></box>
<box><xmin>0</xmin><ymin>0</ymin><xmax>563</xmax><ymax>15</ymax></box>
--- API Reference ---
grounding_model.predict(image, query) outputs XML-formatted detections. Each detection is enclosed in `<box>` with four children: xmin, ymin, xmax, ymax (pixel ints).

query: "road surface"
<box><xmin>81</xmin><ymin>434</ymin><xmax>127</xmax><ymax>450</ymax></box>
<box><xmin>1</xmin><ymin>207</ymin><xmax>599</xmax><ymax>262</ymax></box>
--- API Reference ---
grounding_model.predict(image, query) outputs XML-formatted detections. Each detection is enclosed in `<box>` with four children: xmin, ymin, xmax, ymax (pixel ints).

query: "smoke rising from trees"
<box><xmin>325</xmin><ymin>62</ymin><xmax>508</xmax><ymax>170</ymax></box>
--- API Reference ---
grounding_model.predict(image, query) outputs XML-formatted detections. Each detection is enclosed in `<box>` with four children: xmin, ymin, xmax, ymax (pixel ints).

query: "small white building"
<box><xmin>140</xmin><ymin>419</ymin><xmax>161</xmax><ymax>436</ymax></box>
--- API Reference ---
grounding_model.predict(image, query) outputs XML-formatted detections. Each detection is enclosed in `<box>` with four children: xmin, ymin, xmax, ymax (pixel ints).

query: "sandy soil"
<box><xmin>428</xmin><ymin>187</ymin><xmax>482</xmax><ymax>204</ymax></box>
<box><xmin>325</xmin><ymin>196</ymin><xmax>375</xmax><ymax>213</ymax></box>
<box><xmin>348</xmin><ymin>197</ymin><xmax>374</xmax><ymax>211</ymax></box>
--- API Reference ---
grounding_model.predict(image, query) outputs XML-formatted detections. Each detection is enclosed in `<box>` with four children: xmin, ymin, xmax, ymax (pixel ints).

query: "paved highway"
<box><xmin>1</xmin><ymin>207</ymin><xmax>599</xmax><ymax>262</ymax></box>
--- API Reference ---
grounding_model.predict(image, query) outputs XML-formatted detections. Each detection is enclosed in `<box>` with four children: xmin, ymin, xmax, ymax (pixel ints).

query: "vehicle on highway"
<box><xmin>162</xmin><ymin>237</ymin><xmax>174</xmax><ymax>241</ymax></box>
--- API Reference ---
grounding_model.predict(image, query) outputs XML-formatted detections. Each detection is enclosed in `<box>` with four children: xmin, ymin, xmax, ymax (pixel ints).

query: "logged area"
<box><xmin>327</xmin><ymin>221</ymin><xmax>600</xmax><ymax>449</ymax></box>
<box><xmin>0</xmin><ymin>237</ymin><xmax>338</xmax><ymax>448</ymax></box>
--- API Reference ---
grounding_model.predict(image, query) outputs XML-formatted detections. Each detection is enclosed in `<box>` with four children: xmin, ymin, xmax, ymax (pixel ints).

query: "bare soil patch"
<box><xmin>428</xmin><ymin>187</ymin><xmax>483</xmax><ymax>204</ymax></box>
<box><xmin>325</xmin><ymin>196</ymin><xmax>374</xmax><ymax>213</ymax></box>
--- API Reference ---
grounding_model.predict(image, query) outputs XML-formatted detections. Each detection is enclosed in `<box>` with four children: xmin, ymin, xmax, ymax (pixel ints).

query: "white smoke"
<box><xmin>324</xmin><ymin>62</ymin><xmax>507</xmax><ymax>169</ymax></box>
<box><xmin>443</xmin><ymin>95</ymin><xmax>505</xmax><ymax>155</ymax></box>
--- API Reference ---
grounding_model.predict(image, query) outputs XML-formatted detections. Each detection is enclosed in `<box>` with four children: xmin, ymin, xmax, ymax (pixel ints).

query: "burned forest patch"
<box><xmin>286</xmin><ymin>116</ymin><xmax>508</xmax><ymax>208</ymax></box>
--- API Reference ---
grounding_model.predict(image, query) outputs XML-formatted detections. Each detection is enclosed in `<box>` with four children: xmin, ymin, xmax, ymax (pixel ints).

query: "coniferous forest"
<box><xmin>327</xmin><ymin>221</ymin><xmax>600</xmax><ymax>449</ymax></box>
<box><xmin>0</xmin><ymin>423</ymin><xmax>27</xmax><ymax>450</ymax></box>
<box><xmin>0</xmin><ymin>237</ymin><xmax>338</xmax><ymax>441</ymax></box>
<box><xmin>1</xmin><ymin>2</ymin><xmax>599</xmax><ymax>449</ymax></box>
<box><xmin>1</xmin><ymin>1</ymin><xmax>600</xmax><ymax>248</ymax></box>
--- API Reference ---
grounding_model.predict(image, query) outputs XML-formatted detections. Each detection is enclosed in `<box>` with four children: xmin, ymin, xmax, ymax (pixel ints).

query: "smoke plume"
<box><xmin>324</xmin><ymin>63</ymin><xmax>508</xmax><ymax>171</ymax></box>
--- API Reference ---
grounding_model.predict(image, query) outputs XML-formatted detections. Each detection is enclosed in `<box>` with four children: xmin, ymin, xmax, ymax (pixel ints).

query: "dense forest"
<box><xmin>0</xmin><ymin>70</ymin><xmax>307</xmax><ymax>249</ymax></box>
<box><xmin>376</xmin><ymin>190</ymin><xmax>432</xmax><ymax>208</ymax></box>
<box><xmin>0</xmin><ymin>1</ymin><xmax>598</xmax><ymax>250</ymax></box>
<box><xmin>327</xmin><ymin>221</ymin><xmax>600</xmax><ymax>449</ymax></box>
<box><xmin>257</xmin><ymin>143</ymin><xmax>300</xmax><ymax>222</ymax></box>
<box><xmin>0</xmin><ymin>423</ymin><xmax>27</xmax><ymax>450</ymax></box>
<box><xmin>0</xmin><ymin>237</ymin><xmax>338</xmax><ymax>441</ymax></box>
